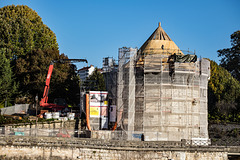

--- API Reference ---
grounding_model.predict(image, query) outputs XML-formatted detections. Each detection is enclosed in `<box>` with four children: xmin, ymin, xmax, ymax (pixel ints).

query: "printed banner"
<box><xmin>109</xmin><ymin>105</ymin><xmax>117</xmax><ymax>122</ymax></box>
<box><xmin>101</xmin><ymin>106</ymin><xmax>108</xmax><ymax>117</ymax></box>
<box><xmin>101</xmin><ymin>117</ymin><xmax>108</xmax><ymax>129</ymax></box>
<box><xmin>90</xmin><ymin>106</ymin><xmax>100</xmax><ymax>117</ymax></box>
<box><xmin>89</xmin><ymin>91</ymin><xmax>108</xmax><ymax>118</ymax></box>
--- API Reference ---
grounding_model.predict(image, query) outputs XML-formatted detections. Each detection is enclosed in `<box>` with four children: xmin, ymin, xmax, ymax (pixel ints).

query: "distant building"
<box><xmin>77</xmin><ymin>65</ymin><xmax>95</xmax><ymax>81</ymax></box>
<box><xmin>97</xmin><ymin>68</ymin><xmax>103</xmax><ymax>74</ymax></box>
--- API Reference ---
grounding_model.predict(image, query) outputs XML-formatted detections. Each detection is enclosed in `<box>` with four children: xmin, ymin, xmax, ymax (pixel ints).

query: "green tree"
<box><xmin>14</xmin><ymin>48</ymin><xmax>80</xmax><ymax>105</ymax></box>
<box><xmin>84</xmin><ymin>68</ymin><xmax>106</xmax><ymax>91</ymax></box>
<box><xmin>0</xmin><ymin>50</ymin><xmax>17</xmax><ymax>107</ymax></box>
<box><xmin>63</xmin><ymin>64</ymin><xmax>81</xmax><ymax>106</ymax></box>
<box><xmin>0</xmin><ymin>5</ymin><xmax>58</xmax><ymax>59</ymax></box>
<box><xmin>208</xmin><ymin>60</ymin><xmax>240</xmax><ymax>122</ymax></box>
<box><xmin>0</xmin><ymin>5</ymin><xmax>82</xmax><ymax>105</ymax></box>
<box><xmin>47</xmin><ymin>55</ymin><xmax>81</xmax><ymax>107</ymax></box>
<box><xmin>218</xmin><ymin>30</ymin><xmax>240</xmax><ymax>82</ymax></box>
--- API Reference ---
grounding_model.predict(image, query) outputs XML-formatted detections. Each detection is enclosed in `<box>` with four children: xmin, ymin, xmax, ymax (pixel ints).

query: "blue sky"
<box><xmin>1</xmin><ymin>0</ymin><xmax>239</xmax><ymax>69</ymax></box>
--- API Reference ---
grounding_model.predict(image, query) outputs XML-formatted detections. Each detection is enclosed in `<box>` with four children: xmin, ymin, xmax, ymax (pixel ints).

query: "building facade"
<box><xmin>77</xmin><ymin>65</ymin><xmax>95</xmax><ymax>81</ymax></box>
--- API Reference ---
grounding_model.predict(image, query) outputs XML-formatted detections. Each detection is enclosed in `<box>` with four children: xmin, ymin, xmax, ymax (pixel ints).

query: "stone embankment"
<box><xmin>0</xmin><ymin>136</ymin><xmax>239</xmax><ymax>160</ymax></box>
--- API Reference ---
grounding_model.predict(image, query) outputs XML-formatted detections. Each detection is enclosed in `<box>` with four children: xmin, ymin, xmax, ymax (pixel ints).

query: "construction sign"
<box><xmin>90</xmin><ymin>107</ymin><xmax>100</xmax><ymax>117</ymax></box>
<box><xmin>89</xmin><ymin>91</ymin><xmax>108</xmax><ymax>118</ymax></box>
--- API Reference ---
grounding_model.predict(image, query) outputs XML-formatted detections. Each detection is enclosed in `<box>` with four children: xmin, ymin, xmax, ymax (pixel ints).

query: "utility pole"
<box><xmin>35</xmin><ymin>94</ymin><xmax>38</xmax><ymax>137</ymax></box>
<box><xmin>79</xmin><ymin>80</ymin><xmax>81</xmax><ymax>118</ymax></box>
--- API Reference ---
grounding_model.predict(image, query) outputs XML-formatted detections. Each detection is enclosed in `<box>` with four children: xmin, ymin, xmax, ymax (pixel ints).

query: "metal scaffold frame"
<box><xmin>116</xmin><ymin>47</ymin><xmax>138</xmax><ymax>135</ymax></box>
<box><xmin>115</xmin><ymin>47</ymin><xmax>210</xmax><ymax>142</ymax></box>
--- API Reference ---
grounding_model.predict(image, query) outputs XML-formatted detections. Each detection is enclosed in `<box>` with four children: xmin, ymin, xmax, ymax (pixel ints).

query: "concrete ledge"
<box><xmin>0</xmin><ymin>136</ymin><xmax>238</xmax><ymax>153</ymax></box>
<box><xmin>0</xmin><ymin>136</ymin><xmax>238</xmax><ymax>160</ymax></box>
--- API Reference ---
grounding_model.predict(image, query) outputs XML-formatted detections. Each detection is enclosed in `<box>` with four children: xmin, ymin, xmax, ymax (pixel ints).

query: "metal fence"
<box><xmin>0</xmin><ymin>104</ymin><xmax>30</xmax><ymax>115</ymax></box>
<box><xmin>0</xmin><ymin>127</ymin><xmax>89</xmax><ymax>138</ymax></box>
<box><xmin>0</xmin><ymin>127</ymin><xmax>212</xmax><ymax>146</ymax></box>
<box><xmin>1</xmin><ymin>126</ymin><xmax>239</xmax><ymax>146</ymax></box>
<box><xmin>0</xmin><ymin>127</ymin><xmax>144</xmax><ymax>140</ymax></box>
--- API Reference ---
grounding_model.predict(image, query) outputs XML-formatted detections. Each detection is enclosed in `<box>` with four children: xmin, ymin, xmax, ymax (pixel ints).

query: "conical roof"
<box><xmin>139</xmin><ymin>22</ymin><xmax>183</xmax><ymax>55</ymax></box>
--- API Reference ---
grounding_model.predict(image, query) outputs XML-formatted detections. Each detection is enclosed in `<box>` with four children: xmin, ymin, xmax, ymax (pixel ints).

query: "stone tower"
<box><xmin>117</xmin><ymin>23</ymin><xmax>210</xmax><ymax>143</ymax></box>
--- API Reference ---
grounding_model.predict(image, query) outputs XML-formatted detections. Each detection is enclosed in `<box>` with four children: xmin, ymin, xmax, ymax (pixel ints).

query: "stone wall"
<box><xmin>0</xmin><ymin>146</ymin><xmax>228</xmax><ymax>160</ymax></box>
<box><xmin>0</xmin><ymin>136</ymin><xmax>238</xmax><ymax>160</ymax></box>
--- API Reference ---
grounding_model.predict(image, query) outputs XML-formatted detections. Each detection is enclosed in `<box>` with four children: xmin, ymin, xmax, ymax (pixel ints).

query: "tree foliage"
<box><xmin>0</xmin><ymin>5</ymin><xmax>58</xmax><ymax>59</ymax></box>
<box><xmin>0</xmin><ymin>50</ymin><xmax>18</xmax><ymax>107</ymax></box>
<box><xmin>15</xmin><ymin>48</ymin><xmax>80</xmax><ymax>105</ymax></box>
<box><xmin>0</xmin><ymin>5</ymin><xmax>80</xmax><ymax>106</ymax></box>
<box><xmin>208</xmin><ymin>60</ymin><xmax>240</xmax><ymax>122</ymax></box>
<box><xmin>63</xmin><ymin>64</ymin><xmax>81</xmax><ymax>105</ymax></box>
<box><xmin>15</xmin><ymin>48</ymin><xmax>64</xmax><ymax>102</ymax></box>
<box><xmin>218</xmin><ymin>30</ymin><xmax>240</xmax><ymax>82</ymax></box>
<box><xmin>84</xmin><ymin>68</ymin><xmax>106</xmax><ymax>91</ymax></box>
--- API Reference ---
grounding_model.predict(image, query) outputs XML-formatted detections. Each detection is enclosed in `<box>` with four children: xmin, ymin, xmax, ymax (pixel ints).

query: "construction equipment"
<box><xmin>40</xmin><ymin>59</ymin><xmax>88</xmax><ymax>111</ymax></box>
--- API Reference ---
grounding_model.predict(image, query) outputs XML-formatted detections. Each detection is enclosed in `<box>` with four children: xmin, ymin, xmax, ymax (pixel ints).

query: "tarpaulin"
<box><xmin>170</xmin><ymin>53</ymin><xmax>197</xmax><ymax>63</ymax></box>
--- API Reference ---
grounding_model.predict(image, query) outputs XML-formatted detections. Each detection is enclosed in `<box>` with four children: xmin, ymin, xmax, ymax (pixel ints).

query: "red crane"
<box><xmin>40</xmin><ymin>59</ymin><xmax>88</xmax><ymax>111</ymax></box>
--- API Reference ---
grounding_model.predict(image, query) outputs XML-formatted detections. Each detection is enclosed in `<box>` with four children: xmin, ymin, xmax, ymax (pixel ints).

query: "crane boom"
<box><xmin>41</xmin><ymin>62</ymin><xmax>54</xmax><ymax>104</ymax></box>
<box><xmin>52</xmin><ymin>59</ymin><xmax>88</xmax><ymax>64</ymax></box>
<box><xmin>40</xmin><ymin>58</ymin><xmax>87</xmax><ymax>110</ymax></box>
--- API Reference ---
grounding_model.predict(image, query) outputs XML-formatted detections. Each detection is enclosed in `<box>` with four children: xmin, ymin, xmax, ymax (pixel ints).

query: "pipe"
<box><xmin>112</xmin><ymin>108</ymin><xmax>123</xmax><ymax>131</ymax></box>
<box><xmin>86</xmin><ymin>94</ymin><xmax>91</xmax><ymax>131</ymax></box>
<box><xmin>112</xmin><ymin>121</ymin><xmax>117</xmax><ymax>131</ymax></box>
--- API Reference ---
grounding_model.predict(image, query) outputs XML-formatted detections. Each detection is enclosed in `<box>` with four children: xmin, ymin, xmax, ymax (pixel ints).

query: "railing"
<box><xmin>0</xmin><ymin>127</ymin><xmax>82</xmax><ymax>138</ymax></box>
<box><xmin>1</xmin><ymin>127</ymin><xmax>238</xmax><ymax>147</ymax></box>
<box><xmin>0</xmin><ymin>127</ymin><xmax>209</xmax><ymax>146</ymax></box>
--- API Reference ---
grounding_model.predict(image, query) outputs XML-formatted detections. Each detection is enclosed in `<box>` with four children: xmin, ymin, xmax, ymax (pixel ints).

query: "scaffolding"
<box><xmin>117</xmin><ymin>47</ymin><xmax>138</xmax><ymax>133</ymax></box>
<box><xmin>115</xmin><ymin>47</ymin><xmax>210</xmax><ymax>141</ymax></box>
<box><xmin>102</xmin><ymin>57</ymin><xmax>118</xmax><ymax>105</ymax></box>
